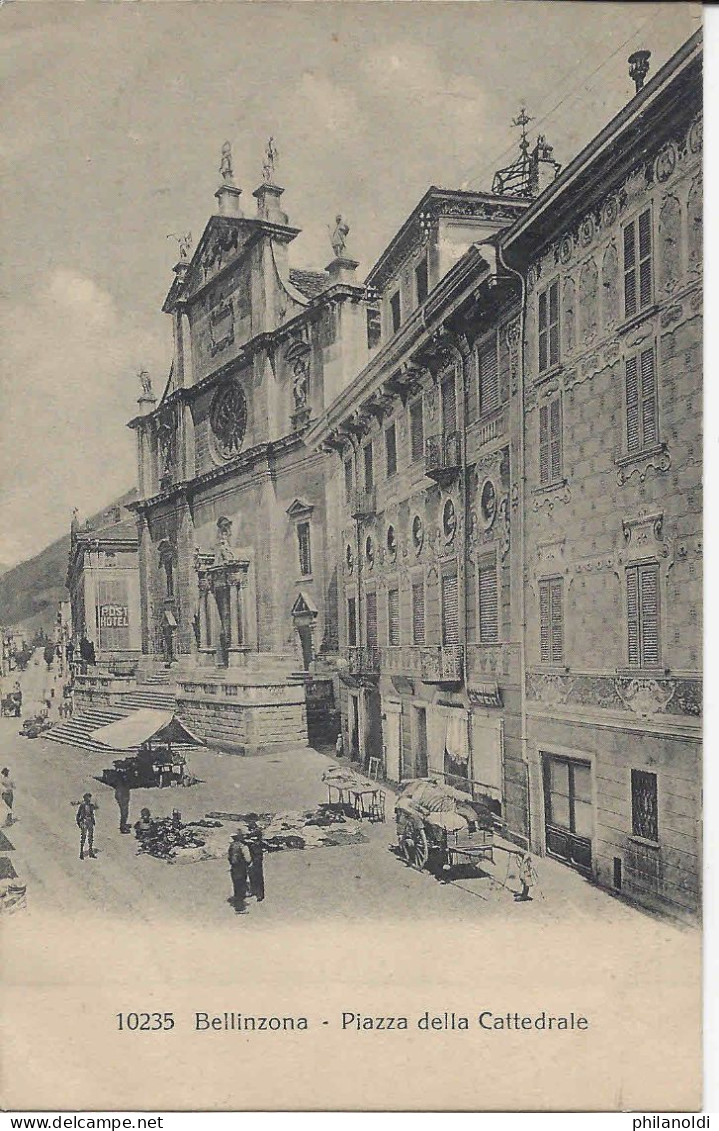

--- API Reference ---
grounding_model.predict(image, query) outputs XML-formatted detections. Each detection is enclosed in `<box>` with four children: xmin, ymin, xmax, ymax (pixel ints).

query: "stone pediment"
<box><xmin>286</xmin><ymin>498</ymin><xmax>314</xmax><ymax>520</ymax></box>
<box><xmin>164</xmin><ymin>214</ymin><xmax>300</xmax><ymax>310</ymax></box>
<box><xmin>291</xmin><ymin>591</ymin><xmax>318</xmax><ymax>618</ymax></box>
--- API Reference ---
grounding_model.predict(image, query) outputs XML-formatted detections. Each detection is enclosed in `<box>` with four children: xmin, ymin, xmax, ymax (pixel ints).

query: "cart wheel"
<box><xmin>397</xmin><ymin>826</ymin><xmax>412</xmax><ymax>863</ymax></box>
<box><xmin>412</xmin><ymin>827</ymin><xmax>429</xmax><ymax>870</ymax></box>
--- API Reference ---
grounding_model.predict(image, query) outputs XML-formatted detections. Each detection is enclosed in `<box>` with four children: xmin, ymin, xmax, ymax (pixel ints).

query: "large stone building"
<box><xmin>127</xmin><ymin>146</ymin><xmax>371</xmax><ymax>751</ymax></box>
<box><xmin>308</xmin><ymin>31</ymin><xmax>702</xmax><ymax>918</ymax></box>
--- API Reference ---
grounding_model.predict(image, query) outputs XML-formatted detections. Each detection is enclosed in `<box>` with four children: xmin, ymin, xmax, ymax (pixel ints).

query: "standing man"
<box><xmin>113</xmin><ymin>772</ymin><xmax>131</xmax><ymax>834</ymax></box>
<box><xmin>227</xmin><ymin>830</ymin><xmax>252</xmax><ymax>914</ymax></box>
<box><xmin>76</xmin><ymin>792</ymin><xmax>98</xmax><ymax>859</ymax></box>
<box><xmin>1</xmin><ymin>768</ymin><xmax>15</xmax><ymax>827</ymax></box>
<box><xmin>246</xmin><ymin>818</ymin><xmax>265</xmax><ymax>903</ymax></box>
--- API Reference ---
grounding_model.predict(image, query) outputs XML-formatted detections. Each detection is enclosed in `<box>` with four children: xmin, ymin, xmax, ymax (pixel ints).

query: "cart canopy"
<box><xmin>90</xmin><ymin>709</ymin><xmax>205</xmax><ymax>750</ymax></box>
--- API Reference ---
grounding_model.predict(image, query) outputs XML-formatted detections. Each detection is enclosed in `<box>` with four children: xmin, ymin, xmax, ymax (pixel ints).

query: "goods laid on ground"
<box><xmin>0</xmin><ymin>880</ymin><xmax>26</xmax><ymax>914</ymax></box>
<box><xmin>137</xmin><ymin>805</ymin><xmax>367</xmax><ymax>865</ymax></box>
<box><xmin>19</xmin><ymin>715</ymin><xmax>53</xmax><ymax>739</ymax></box>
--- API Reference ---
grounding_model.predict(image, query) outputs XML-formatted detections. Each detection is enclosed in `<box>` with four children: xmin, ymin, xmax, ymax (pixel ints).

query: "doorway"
<box><xmin>542</xmin><ymin>753</ymin><xmax>593</xmax><ymax>871</ymax></box>
<box><xmin>414</xmin><ymin>706</ymin><xmax>428</xmax><ymax>778</ymax></box>
<box><xmin>297</xmin><ymin>625</ymin><xmax>313</xmax><ymax>670</ymax></box>
<box><xmin>349</xmin><ymin>694</ymin><xmax>361</xmax><ymax>762</ymax></box>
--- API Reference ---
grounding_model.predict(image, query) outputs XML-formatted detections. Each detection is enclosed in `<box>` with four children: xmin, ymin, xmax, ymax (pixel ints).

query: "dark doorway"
<box><xmin>350</xmin><ymin>695</ymin><xmax>360</xmax><ymax>762</ymax></box>
<box><xmin>415</xmin><ymin>707</ymin><xmax>428</xmax><ymax>778</ymax></box>
<box><xmin>542</xmin><ymin>753</ymin><xmax>593</xmax><ymax>871</ymax></box>
<box><xmin>297</xmin><ymin>625</ymin><xmax>313</xmax><ymax>671</ymax></box>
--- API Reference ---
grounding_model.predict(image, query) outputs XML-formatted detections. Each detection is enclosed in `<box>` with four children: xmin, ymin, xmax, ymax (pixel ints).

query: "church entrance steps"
<box><xmin>46</xmin><ymin>703</ymin><xmax>196</xmax><ymax>758</ymax></box>
<box><xmin>116</xmin><ymin>689</ymin><xmax>177</xmax><ymax>712</ymax></box>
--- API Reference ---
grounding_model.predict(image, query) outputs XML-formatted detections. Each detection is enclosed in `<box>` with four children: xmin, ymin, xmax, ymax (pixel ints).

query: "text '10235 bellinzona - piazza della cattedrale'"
<box><xmin>64</xmin><ymin>32</ymin><xmax>702</xmax><ymax>920</ymax></box>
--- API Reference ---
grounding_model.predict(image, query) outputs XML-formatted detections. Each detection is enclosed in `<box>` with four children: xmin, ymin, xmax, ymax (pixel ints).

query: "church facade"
<box><xmin>127</xmin><ymin>147</ymin><xmax>370</xmax><ymax>751</ymax></box>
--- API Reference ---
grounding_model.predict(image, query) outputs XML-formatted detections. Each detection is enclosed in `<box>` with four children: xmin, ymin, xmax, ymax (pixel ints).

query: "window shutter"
<box><xmin>412</xmin><ymin>582</ymin><xmax>425</xmax><ymax>645</ymax></box>
<box><xmin>410</xmin><ymin>399</ymin><xmax>424</xmax><ymax>463</ymax></box>
<box><xmin>297</xmin><ymin>523</ymin><xmax>312</xmax><ymax>575</ymax></box>
<box><xmin>550</xmin><ymin>578</ymin><xmax>564</xmax><ymax>663</ymax></box>
<box><xmin>625</xmin><ymin>356</ymin><xmax>640</xmax><ymax>453</ymax></box>
<box><xmin>365</xmin><ymin>591</ymin><xmax>378</xmax><ymax>647</ymax></box>
<box><xmin>385</xmin><ymin>424</ymin><xmax>397</xmax><ymax>477</ymax></box>
<box><xmin>344</xmin><ymin>458</ymin><xmax>353</xmax><ymax>502</ymax></box>
<box><xmin>639</xmin><ymin>564</ymin><xmax>660</xmax><ymax>666</ymax></box>
<box><xmin>539</xmin><ymin>404</ymin><xmax>550</xmax><ymax>484</ymax></box>
<box><xmin>479</xmin><ymin>339</ymin><xmax>499</xmax><ymax>415</ymax></box>
<box><xmin>640</xmin><ymin>348</ymin><xmax>657</xmax><ymax>448</ymax></box>
<box><xmin>478</xmin><ymin>556</ymin><xmax>499</xmax><ymax>643</ymax></box>
<box><xmin>538</xmin><ymin>290</ymin><xmax>548</xmax><ymax>372</ymax></box>
<box><xmin>626</xmin><ymin>568</ymin><xmax>640</xmax><ymax>666</ymax></box>
<box><xmin>624</xmin><ymin>220</ymin><xmax>637</xmax><ymax>317</ymax></box>
<box><xmin>364</xmin><ymin>443</ymin><xmax>373</xmax><ymax>491</ymax></box>
<box><xmin>638</xmin><ymin>209</ymin><xmax>652</xmax><ymax>310</ymax></box>
<box><xmin>388</xmin><ymin>589</ymin><xmax>400</xmax><ymax>646</ymax></box>
<box><xmin>550</xmin><ymin>396</ymin><xmax>562</xmax><ymax>481</ymax></box>
<box><xmin>465</xmin><ymin>351</ymin><xmax>479</xmax><ymax>425</ymax></box>
<box><xmin>442</xmin><ymin>372</ymin><xmax>457</xmax><ymax>434</ymax></box>
<box><xmin>549</xmin><ymin>281</ymin><xmax>560</xmax><ymax>367</ymax></box>
<box><xmin>347</xmin><ymin>597</ymin><xmax>357</xmax><ymax>646</ymax></box>
<box><xmin>539</xmin><ymin>581</ymin><xmax>551</xmax><ymax>662</ymax></box>
<box><xmin>441</xmin><ymin>571</ymin><xmax>459</xmax><ymax>645</ymax></box>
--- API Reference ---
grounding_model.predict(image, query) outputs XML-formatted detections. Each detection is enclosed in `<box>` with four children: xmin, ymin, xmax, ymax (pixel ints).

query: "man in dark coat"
<box><xmin>76</xmin><ymin>792</ymin><xmax>98</xmax><ymax>859</ymax></box>
<box><xmin>228</xmin><ymin>830</ymin><xmax>252</xmax><ymax>914</ymax></box>
<box><xmin>245</xmin><ymin>818</ymin><xmax>265</xmax><ymax>903</ymax></box>
<box><xmin>113</xmin><ymin>772</ymin><xmax>131</xmax><ymax>833</ymax></box>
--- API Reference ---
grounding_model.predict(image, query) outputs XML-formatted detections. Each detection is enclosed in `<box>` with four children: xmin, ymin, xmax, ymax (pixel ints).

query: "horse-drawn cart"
<box><xmin>395</xmin><ymin>777</ymin><xmax>495</xmax><ymax>873</ymax></box>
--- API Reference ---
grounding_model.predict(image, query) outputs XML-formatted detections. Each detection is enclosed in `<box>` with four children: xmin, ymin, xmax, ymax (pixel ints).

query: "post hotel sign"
<box><xmin>99</xmin><ymin>604</ymin><xmax>129</xmax><ymax>628</ymax></box>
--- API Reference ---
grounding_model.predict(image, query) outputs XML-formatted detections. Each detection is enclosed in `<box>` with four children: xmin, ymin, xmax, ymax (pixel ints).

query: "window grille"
<box><xmin>631</xmin><ymin>769</ymin><xmax>658</xmax><ymax>841</ymax></box>
<box><xmin>297</xmin><ymin>522</ymin><xmax>312</xmax><ymax>576</ymax></box>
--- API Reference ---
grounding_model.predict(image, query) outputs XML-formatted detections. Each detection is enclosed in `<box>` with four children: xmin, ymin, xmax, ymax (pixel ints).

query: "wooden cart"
<box><xmin>395</xmin><ymin>778</ymin><xmax>495</xmax><ymax>872</ymax></box>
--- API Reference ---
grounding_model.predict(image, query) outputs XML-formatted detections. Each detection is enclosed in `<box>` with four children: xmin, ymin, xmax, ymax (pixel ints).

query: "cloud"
<box><xmin>0</xmin><ymin>270</ymin><xmax>168</xmax><ymax>563</ymax></box>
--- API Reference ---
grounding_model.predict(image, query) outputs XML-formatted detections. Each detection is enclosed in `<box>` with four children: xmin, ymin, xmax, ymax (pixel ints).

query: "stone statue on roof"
<box><xmin>138</xmin><ymin>370</ymin><xmax>154</xmax><ymax>398</ymax></box>
<box><xmin>219</xmin><ymin>141</ymin><xmax>234</xmax><ymax>184</ymax></box>
<box><xmin>166</xmin><ymin>232</ymin><xmax>193</xmax><ymax>260</ymax></box>
<box><xmin>330</xmin><ymin>214</ymin><xmax>350</xmax><ymax>258</ymax></box>
<box><xmin>262</xmin><ymin>137</ymin><xmax>279</xmax><ymax>184</ymax></box>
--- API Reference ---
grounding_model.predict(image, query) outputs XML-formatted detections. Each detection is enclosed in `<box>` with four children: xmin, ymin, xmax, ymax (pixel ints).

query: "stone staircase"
<box><xmin>46</xmin><ymin>704</ymin><xmax>133</xmax><ymax>756</ymax></box>
<box><xmin>116</xmin><ymin>688</ymin><xmax>177</xmax><ymax>712</ymax></box>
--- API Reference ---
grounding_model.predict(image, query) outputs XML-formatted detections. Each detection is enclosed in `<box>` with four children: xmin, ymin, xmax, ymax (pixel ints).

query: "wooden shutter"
<box><xmin>538</xmin><ymin>289</ymin><xmax>548</xmax><ymax>372</ymax></box>
<box><xmin>550</xmin><ymin>578</ymin><xmax>564</xmax><ymax>663</ymax></box>
<box><xmin>297</xmin><ymin>522</ymin><xmax>311</xmax><ymax>576</ymax></box>
<box><xmin>640</xmin><ymin>348</ymin><xmax>657</xmax><ymax>448</ymax></box>
<box><xmin>442</xmin><ymin>372</ymin><xmax>457</xmax><ymax>434</ymax></box>
<box><xmin>625</xmin><ymin>356</ymin><xmax>641</xmax><ymax>453</ymax></box>
<box><xmin>624</xmin><ymin>219</ymin><xmax>637</xmax><ymax>317</ymax></box>
<box><xmin>412</xmin><ymin>581</ymin><xmax>425</xmax><ymax>645</ymax></box>
<box><xmin>539</xmin><ymin>404</ymin><xmax>550</xmax><ymax>484</ymax></box>
<box><xmin>478</xmin><ymin>555</ymin><xmax>499</xmax><ymax>643</ymax></box>
<box><xmin>539</xmin><ymin>581</ymin><xmax>551</xmax><ymax>662</ymax></box>
<box><xmin>479</xmin><ymin>339</ymin><xmax>499</xmax><ymax>416</ymax></box>
<box><xmin>344</xmin><ymin>457</ymin><xmax>353</xmax><ymax>502</ymax></box>
<box><xmin>626</xmin><ymin>567</ymin><xmax>640</xmax><ymax>666</ymax></box>
<box><xmin>549</xmin><ymin>281</ymin><xmax>560</xmax><ymax>367</ymax></box>
<box><xmin>347</xmin><ymin>597</ymin><xmax>357</xmax><ymax>646</ymax></box>
<box><xmin>364</xmin><ymin>443</ymin><xmax>373</xmax><ymax>491</ymax></box>
<box><xmin>365</xmin><ymin>591</ymin><xmax>378</xmax><ymax>647</ymax></box>
<box><xmin>639</xmin><ymin>564</ymin><xmax>660</xmax><ymax>666</ymax></box>
<box><xmin>550</xmin><ymin>396</ymin><xmax>562</xmax><ymax>481</ymax></box>
<box><xmin>385</xmin><ymin>423</ymin><xmax>397</xmax><ymax>477</ymax></box>
<box><xmin>441</xmin><ymin>570</ymin><xmax>459</xmax><ymax>645</ymax></box>
<box><xmin>465</xmin><ymin>350</ymin><xmax>479</xmax><ymax>425</ymax></box>
<box><xmin>388</xmin><ymin>589</ymin><xmax>400</xmax><ymax>646</ymax></box>
<box><xmin>410</xmin><ymin>399</ymin><xmax>424</xmax><ymax>462</ymax></box>
<box><xmin>638</xmin><ymin>208</ymin><xmax>652</xmax><ymax>310</ymax></box>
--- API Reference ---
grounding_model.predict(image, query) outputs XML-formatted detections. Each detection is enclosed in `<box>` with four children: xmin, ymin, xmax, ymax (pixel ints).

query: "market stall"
<box><xmin>91</xmin><ymin>709</ymin><xmax>205</xmax><ymax>788</ymax></box>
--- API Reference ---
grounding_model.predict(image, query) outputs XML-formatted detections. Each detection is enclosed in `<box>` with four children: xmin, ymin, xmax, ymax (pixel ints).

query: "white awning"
<box><xmin>90</xmin><ymin>709</ymin><xmax>205</xmax><ymax>750</ymax></box>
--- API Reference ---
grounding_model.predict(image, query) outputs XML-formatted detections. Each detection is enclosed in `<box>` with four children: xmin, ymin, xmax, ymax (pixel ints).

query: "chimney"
<box><xmin>528</xmin><ymin>136</ymin><xmax>561</xmax><ymax>196</ymax></box>
<box><xmin>628</xmin><ymin>50</ymin><xmax>651</xmax><ymax>94</ymax></box>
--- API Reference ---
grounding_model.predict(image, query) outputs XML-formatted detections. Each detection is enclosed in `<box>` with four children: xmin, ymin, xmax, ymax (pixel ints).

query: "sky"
<box><xmin>0</xmin><ymin>0</ymin><xmax>701</xmax><ymax>566</ymax></box>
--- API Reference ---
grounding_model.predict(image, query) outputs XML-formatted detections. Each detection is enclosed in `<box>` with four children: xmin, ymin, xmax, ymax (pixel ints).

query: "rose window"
<box><xmin>210</xmin><ymin>381</ymin><xmax>247</xmax><ymax>461</ymax></box>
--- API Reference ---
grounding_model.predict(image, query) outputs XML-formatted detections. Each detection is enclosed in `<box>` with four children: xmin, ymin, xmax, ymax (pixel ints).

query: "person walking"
<box><xmin>1</xmin><ymin>768</ymin><xmax>15</xmax><ymax>827</ymax></box>
<box><xmin>246</xmin><ymin>819</ymin><xmax>265</xmax><ymax>903</ymax></box>
<box><xmin>228</xmin><ymin>830</ymin><xmax>252</xmax><ymax>914</ymax></box>
<box><xmin>76</xmin><ymin>792</ymin><xmax>98</xmax><ymax>859</ymax></box>
<box><xmin>514</xmin><ymin>850</ymin><xmax>538</xmax><ymax>902</ymax></box>
<box><xmin>113</xmin><ymin>772</ymin><xmax>131</xmax><ymax>834</ymax></box>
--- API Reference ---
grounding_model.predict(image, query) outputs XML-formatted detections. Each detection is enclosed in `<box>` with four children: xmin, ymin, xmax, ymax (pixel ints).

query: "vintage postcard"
<box><xmin>0</xmin><ymin>0</ymin><xmax>704</xmax><ymax>1112</ymax></box>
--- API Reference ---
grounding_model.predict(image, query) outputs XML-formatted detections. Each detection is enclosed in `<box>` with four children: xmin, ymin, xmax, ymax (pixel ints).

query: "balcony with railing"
<box><xmin>420</xmin><ymin>644</ymin><xmax>464</xmax><ymax>684</ymax></box>
<box><xmin>466</xmin><ymin>642</ymin><xmax>521</xmax><ymax>686</ymax></box>
<box><xmin>425</xmin><ymin>431</ymin><xmax>462</xmax><ymax>484</ymax></box>
<box><xmin>347</xmin><ymin>645</ymin><xmax>381</xmax><ymax>677</ymax></box>
<box><xmin>350</xmin><ymin>486</ymin><xmax>377</xmax><ymax>520</ymax></box>
<box><xmin>380</xmin><ymin>646</ymin><xmax>424</xmax><ymax>676</ymax></box>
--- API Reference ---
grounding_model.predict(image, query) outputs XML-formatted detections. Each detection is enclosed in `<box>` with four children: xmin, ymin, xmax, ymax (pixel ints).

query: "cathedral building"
<box><xmin>127</xmin><ymin>144</ymin><xmax>370</xmax><ymax>752</ymax></box>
